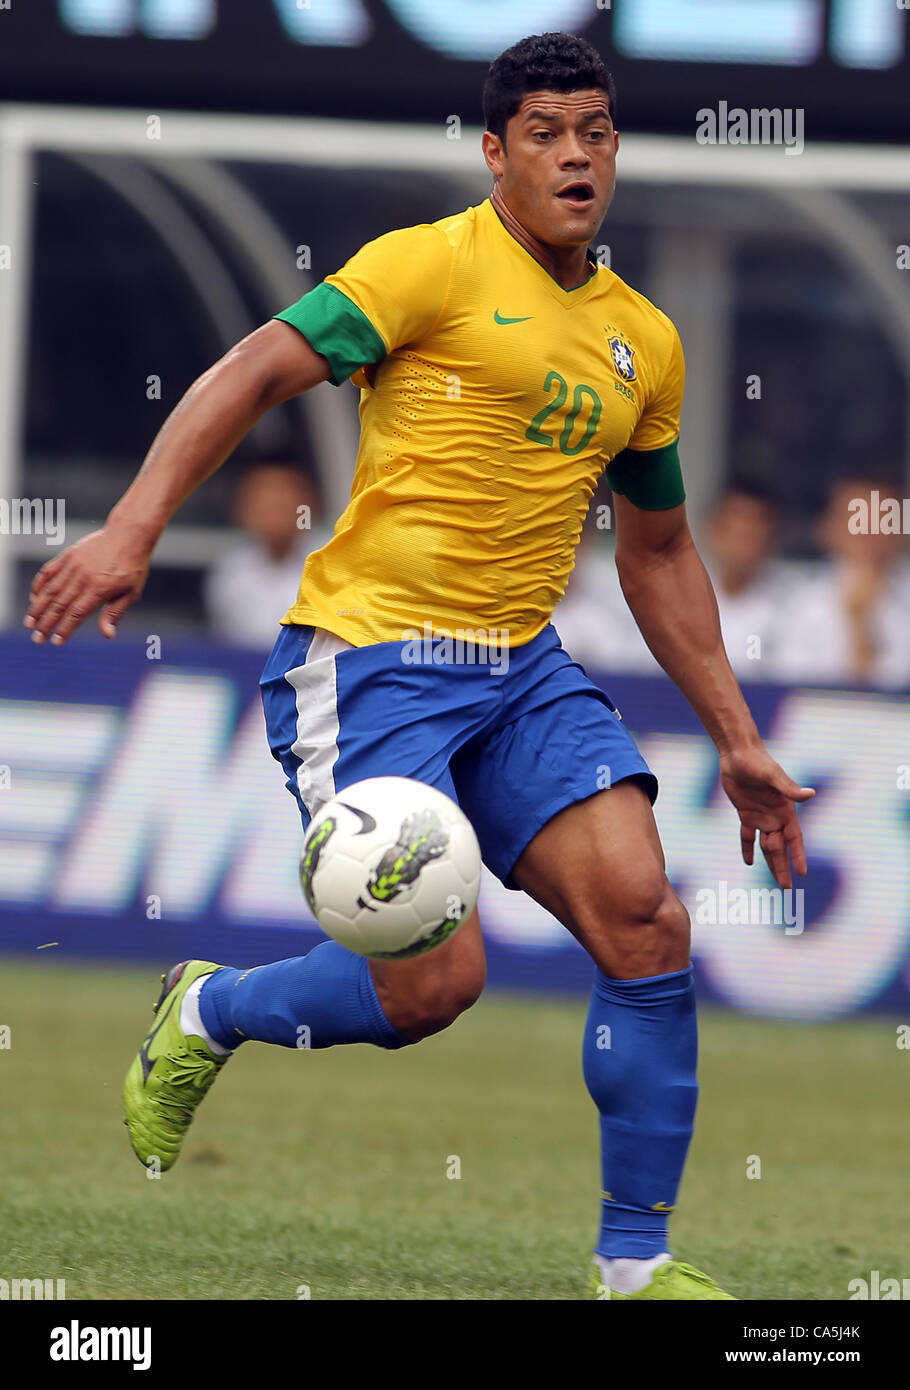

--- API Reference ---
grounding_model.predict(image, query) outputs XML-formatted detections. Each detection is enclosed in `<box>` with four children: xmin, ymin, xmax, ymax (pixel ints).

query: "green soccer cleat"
<box><xmin>586</xmin><ymin>1259</ymin><xmax>737</xmax><ymax>1300</ymax></box>
<box><xmin>123</xmin><ymin>960</ymin><xmax>230</xmax><ymax>1172</ymax></box>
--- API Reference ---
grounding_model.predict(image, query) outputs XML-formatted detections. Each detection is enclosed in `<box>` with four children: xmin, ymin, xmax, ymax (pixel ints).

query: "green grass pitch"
<box><xmin>1</xmin><ymin>955</ymin><xmax>906</xmax><ymax>1300</ymax></box>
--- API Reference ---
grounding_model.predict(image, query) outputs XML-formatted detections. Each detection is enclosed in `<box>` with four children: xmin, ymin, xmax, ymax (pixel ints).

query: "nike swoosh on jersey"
<box><xmin>493</xmin><ymin>310</ymin><xmax>533</xmax><ymax>324</ymax></box>
<box><xmin>139</xmin><ymin>993</ymin><xmax>179</xmax><ymax>1084</ymax></box>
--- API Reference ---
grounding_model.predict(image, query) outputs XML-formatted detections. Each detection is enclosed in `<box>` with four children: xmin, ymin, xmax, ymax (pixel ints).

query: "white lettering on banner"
<box><xmin>54</xmin><ymin>673</ymin><xmax>235</xmax><ymax>910</ymax></box>
<box><xmin>615</xmin><ymin>0</ymin><xmax>904</xmax><ymax>68</ymax></box>
<box><xmin>829</xmin><ymin>0</ymin><xmax>906</xmax><ymax>70</ymax></box>
<box><xmin>54</xmin><ymin>674</ymin><xmax>304</xmax><ymax>918</ymax></box>
<box><xmin>650</xmin><ymin>691</ymin><xmax>910</xmax><ymax>1018</ymax></box>
<box><xmin>271</xmin><ymin>0</ymin><xmax>371</xmax><ymax>45</ymax></box>
<box><xmin>0</xmin><ymin>699</ymin><xmax>117</xmax><ymax>772</ymax></box>
<box><xmin>216</xmin><ymin>714</ymin><xmax>309</xmax><ymax>923</ymax></box>
<box><xmin>382</xmin><ymin>0</ymin><xmax>595</xmax><ymax>59</ymax></box>
<box><xmin>60</xmin><ymin>0</ymin><xmax>214</xmax><ymax>40</ymax></box>
<box><xmin>0</xmin><ymin>776</ymin><xmax>84</xmax><ymax>838</ymax></box>
<box><xmin>0</xmin><ymin>701</ymin><xmax>119</xmax><ymax>901</ymax></box>
<box><xmin>615</xmin><ymin>0</ymin><xmax>822</xmax><ymax>63</ymax></box>
<box><xmin>59</xmin><ymin>0</ymin><xmax>907</xmax><ymax>69</ymax></box>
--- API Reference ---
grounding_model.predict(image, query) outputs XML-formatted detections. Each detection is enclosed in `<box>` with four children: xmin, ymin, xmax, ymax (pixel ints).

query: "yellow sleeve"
<box><xmin>325</xmin><ymin>222</ymin><xmax>454</xmax><ymax>356</ymax></box>
<box><xmin>274</xmin><ymin>223</ymin><xmax>454</xmax><ymax>386</ymax></box>
<box><xmin>626</xmin><ymin>321</ymin><xmax>685</xmax><ymax>452</ymax></box>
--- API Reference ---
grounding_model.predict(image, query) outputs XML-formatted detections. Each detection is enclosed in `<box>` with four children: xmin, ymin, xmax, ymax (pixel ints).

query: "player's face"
<box><xmin>489</xmin><ymin>89</ymin><xmax>618</xmax><ymax>247</ymax></box>
<box><xmin>235</xmin><ymin>467</ymin><xmax>311</xmax><ymax>550</ymax></box>
<box><xmin>708</xmin><ymin>495</ymin><xmax>778</xmax><ymax>583</ymax></box>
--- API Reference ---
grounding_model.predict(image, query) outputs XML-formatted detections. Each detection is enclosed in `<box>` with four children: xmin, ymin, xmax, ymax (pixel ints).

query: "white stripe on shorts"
<box><xmin>284</xmin><ymin>627</ymin><xmax>355</xmax><ymax>817</ymax></box>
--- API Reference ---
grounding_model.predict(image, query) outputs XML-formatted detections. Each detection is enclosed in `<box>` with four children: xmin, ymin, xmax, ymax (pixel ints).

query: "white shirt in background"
<box><xmin>553</xmin><ymin>544</ymin><xmax>660</xmax><ymax>675</ymax></box>
<box><xmin>204</xmin><ymin>529</ymin><xmax>329</xmax><ymax>649</ymax></box>
<box><xmin>772</xmin><ymin>560</ymin><xmax>910</xmax><ymax>690</ymax></box>
<box><xmin>706</xmin><ymin>561</ymin><xmax>804</xmax><ymax>682</ymax></box>
<box><xmin>554</xmin><ymin>542</ymin><xmax>805</xmax><ymax>683</ymax></box>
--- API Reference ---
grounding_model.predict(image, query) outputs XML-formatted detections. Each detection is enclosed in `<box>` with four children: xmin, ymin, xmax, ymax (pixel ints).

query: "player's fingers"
<box><xmin>48</xmin><ymin>588</ymin><xmax>115</xmax><ymax>646</ymax></box>
<box><xmin>773</xmin><ymin>770</ymin><xmax>816</xmax><ymax>804</ymax></box>
<box><xmin>783</xmin><ymin>812</ymin><xmax>809</xmax><ymax>878</ymax></box>
<box><xmin>44</xmin><ymin>607</ymin><xmax>87</xmax><ymax>647</ymax></box>
<box><xmin>25</xmin><ymin>569</ymin><xmax>72</xmax><ymax>633</ymax></box>
<box><xmin>26</xmin><ymin>555</ymin><xmax>65</xmax><ymax>608</ymax></box>
<box><xmin>27</xmin><ymin>577</ymin><xmax>87</xmax><ymax>644</ymax></box>
<box><xmin>98</xmin><ymin>592</ymin><xmax>134</xmax><ymax>639</ymax></box>
<box><xmin>760</xmin><ymin>826</ymin><xmax>791</xmax><ymax>890</ymax></box>
<box><xmin>740</xmin><ymin>821</ymin><xmax>755</xmax><ymax>867</ymax></box>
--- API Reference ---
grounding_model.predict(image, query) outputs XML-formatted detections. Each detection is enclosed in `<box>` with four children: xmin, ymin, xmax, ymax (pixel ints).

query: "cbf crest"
<box><xmin>608</xmin><ymin>334</ymin><xmax>636</xmax><ymax>382</ymax></box>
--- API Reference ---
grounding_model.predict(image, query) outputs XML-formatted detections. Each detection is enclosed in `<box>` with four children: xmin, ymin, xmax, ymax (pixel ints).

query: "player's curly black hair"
<box><xmin>483</xmin><ymin>32</ymin><xmax>617</xmax><ymax>149</ymax></box>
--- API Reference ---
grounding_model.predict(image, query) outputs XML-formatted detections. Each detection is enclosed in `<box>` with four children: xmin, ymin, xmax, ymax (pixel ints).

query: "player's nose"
<box><xmin>559</xmin><ymin>141</ymin><xmax>591</xmax><ymax>168</ymax></box>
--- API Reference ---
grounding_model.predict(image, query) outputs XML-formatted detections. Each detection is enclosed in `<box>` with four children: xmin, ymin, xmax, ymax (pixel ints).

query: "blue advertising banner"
<box><xmin>1</xmin><ymin>632</ymin><xmax>908</xmax><ymax>1018</ymax></box>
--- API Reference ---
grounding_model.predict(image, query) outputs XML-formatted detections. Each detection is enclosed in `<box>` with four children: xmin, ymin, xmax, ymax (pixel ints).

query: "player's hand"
<box><xmin>24</xmin><ymin>522</ymin><xmax>152</xmax><ymax>646</ymax></box>
<box><xmin>718</xmin><ymin>744</ymin><xmax>815</xmax><ymax>890</ymax></box>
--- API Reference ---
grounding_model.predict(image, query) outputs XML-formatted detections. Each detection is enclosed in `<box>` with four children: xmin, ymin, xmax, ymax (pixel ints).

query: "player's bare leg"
<box><xmin>369</xmin><ymin>907</ymin><xmax>486</xmax><ymax>1041</ymax></box>
<box><xmin>512</xmin><ymin>780</ymin><xmax>688</xmax><ymax>979</ymax></box>
<box><xmin>512</xmin><ymin>779</ymin><xmax>733</xmax><ymax>1300</ymax></box>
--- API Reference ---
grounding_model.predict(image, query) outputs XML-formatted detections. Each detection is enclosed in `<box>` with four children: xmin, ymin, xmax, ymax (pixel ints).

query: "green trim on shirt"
<box><xmin>604</xmin><ymin>439</ymin><xmax>685</xmax><ymax>510</ymax></box>
<box><xmin>274</xmin><ymin>283</ymin><xmax>386</xmax><ymax>386</ymax></box>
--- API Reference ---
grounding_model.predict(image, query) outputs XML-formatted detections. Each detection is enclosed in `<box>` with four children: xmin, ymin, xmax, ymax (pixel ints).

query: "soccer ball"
<box><xmin>299</xmin><ymin>776</ymin><xmax>482</xmax><ymax>960</ymax></box>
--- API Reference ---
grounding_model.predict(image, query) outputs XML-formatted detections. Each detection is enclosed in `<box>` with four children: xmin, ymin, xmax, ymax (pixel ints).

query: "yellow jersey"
<box><xmin>274</xmin><ymin>197</ymin><xmax>685</xmax><ymax>648</ymax></box>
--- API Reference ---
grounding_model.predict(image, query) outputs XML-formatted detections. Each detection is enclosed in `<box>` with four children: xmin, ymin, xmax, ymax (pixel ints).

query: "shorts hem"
<box><xmin>495</xmin><ymin>765</ymin><xmax>658</xmax><ymax>891</ymax></box>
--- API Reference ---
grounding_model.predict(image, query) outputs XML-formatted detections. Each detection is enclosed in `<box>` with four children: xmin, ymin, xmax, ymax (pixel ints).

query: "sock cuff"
<box><xmin>593</xmin><ymin>964</ymin><xmax>694</xmax><ymax>1007</ymax></box>
<box><xmin>351</xmin><ymin>954</ymin><xmax>414</xmax><ymax>1050</ymax></box>
<box><xmin>197</xmin><ymin>966</ymin><xmax>243</xmax><ymax>1050</ymax></box>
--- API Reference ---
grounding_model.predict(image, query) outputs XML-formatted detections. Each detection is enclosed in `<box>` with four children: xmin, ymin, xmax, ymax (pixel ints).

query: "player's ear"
<box><xmin>481</xmin><ymin>130</ymin><xmax>505</xmax><ymax>178</ymax></box>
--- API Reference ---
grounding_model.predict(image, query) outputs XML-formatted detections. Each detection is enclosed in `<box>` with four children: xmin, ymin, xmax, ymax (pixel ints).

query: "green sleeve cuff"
<box><xmin>274</xmin><ymin>282</ymin><xmax>386</xmax><ymax>386</ymax></box>
<box><xmin>604</xmin><ymin>439</ymin><xmax>685</xmax><ymax>510</ymax></box>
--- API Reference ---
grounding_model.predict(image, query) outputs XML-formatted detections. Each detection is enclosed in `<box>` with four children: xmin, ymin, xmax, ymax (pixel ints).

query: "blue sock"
<box><xmin>582</xmin><ymin>965</ymin><xmax>698</xmax><ymax>1259</ymax></box>
<box><xmin>197</xmin><ymin>942</ymin><xmax>412</xmax><ymax>1051</ymax></box>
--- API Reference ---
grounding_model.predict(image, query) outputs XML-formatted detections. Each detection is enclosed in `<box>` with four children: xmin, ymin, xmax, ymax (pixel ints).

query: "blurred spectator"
<box><xmin>774</xmin><ymin>477</ymin><xmax>910</xmax><ymax>689</ymax></box>
<box><xmin>204</xmin><ymin>462</ymin><xmax>327</xmax><ymax>648</ymax></box>
<box><xmin>702</xmin><ymin>484</ymin><xmax>793</xmax><ymax>681</ymax></box>
<box><xmin>556</xmin><ymin>481</ymin><xmax>795</xmax><ymax>680</ymax></box>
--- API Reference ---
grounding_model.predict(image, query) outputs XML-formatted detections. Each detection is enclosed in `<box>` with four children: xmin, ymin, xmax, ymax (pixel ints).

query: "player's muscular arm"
<box><xmin>25</xmin><ymin>321</ymin><xmax>330</xmax><ymax>646</ymax></box>
<box><xmin>613</xmin><ymin>493</ymin><xmax>814</xmax><ymax>887</ymax></box>
<box><xmin>613</xmin><ymin>495</ymin><xmax>755</xmax><ymax>752</ymax></box>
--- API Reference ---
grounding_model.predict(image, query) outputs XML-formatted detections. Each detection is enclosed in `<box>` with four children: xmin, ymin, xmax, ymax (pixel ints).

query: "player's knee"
<box><xmin>652</xmin><ymin>885</ymin><xmax>690</xmax><ymax>952</ymax></box>
<box><xmin>575</xmin><ymin>874</ymin><xmax>690</xmax><ymax>976</ymax></box>
<box><xmin>615</xmin><ymin>880</ymin><xmax>690</xmax><ymax>973</ymax></box>
<box><xmin>397</xmin><ymin>959</ymin><xmax>486</xmax><ymax>1040</ymax></box>
<box><xmin>611</xmin><ymin>874</ymin><xmax>687</xmax><ymax>936</ymax></box>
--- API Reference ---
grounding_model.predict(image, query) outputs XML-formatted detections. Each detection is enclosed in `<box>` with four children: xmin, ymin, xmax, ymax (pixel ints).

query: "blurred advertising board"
<box><xmin>1</xmin><ymin>633</ymin><xmax>908</xmax><ymax>1019</ymax></box>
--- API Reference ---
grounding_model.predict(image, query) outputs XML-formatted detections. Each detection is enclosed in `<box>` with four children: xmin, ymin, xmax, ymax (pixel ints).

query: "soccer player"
<box><xmin>25</xmin><ymin>33</ymin><xmax>813</xmax><ymax>1300</ymax></box>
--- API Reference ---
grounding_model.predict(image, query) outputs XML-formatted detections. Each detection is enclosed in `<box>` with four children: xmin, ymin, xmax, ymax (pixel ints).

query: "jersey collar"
<box><xmin>482</xmin><ymin>197</ymin><xmax>602</xmax><ymax>305</ymax></box>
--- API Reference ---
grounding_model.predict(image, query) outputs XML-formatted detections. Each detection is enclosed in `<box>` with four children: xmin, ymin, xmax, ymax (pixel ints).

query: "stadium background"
<box><xmin>1</xmin><ymin>0</ymin><xmax>910</xmax><ymax>1305</ymax></box>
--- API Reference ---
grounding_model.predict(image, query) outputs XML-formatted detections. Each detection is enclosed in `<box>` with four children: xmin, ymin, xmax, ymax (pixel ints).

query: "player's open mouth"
<box><xmin>555</xmin><ymin>181</ymin><xmax>596</xmax><ymax>210</ymax></box>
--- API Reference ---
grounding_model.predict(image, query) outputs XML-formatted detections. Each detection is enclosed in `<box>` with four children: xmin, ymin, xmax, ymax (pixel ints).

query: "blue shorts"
<box><xmin>260</xmin><ymin>623</ymin><xmax>657</xmax><ymax>891</ymax></box>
